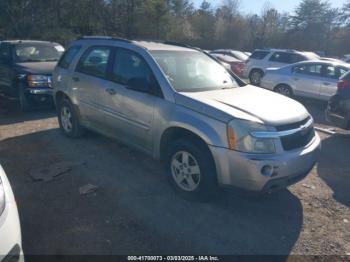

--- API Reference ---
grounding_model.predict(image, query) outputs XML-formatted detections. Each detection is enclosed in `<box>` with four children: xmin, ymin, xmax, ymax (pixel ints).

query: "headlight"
<box><xmin>27</xmin><ymin>74</ymin><xmax>51</xmax><ymax>87</ymax></box>
<box><xmin>227</xmin><ymin>119</ymin><xmax>276</xmax><ymax>154</ymax></box>
<box><xmin>0</xmin><ymin>176</ymin><xmax>5</xmax><ymax>216</ymax></box>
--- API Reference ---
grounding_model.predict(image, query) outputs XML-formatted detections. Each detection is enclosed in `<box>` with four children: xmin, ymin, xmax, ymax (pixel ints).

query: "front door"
<box><xmin>101</xmin><ymin>48</ymin><xmax>158</xmax><ymax>153</ymax></box>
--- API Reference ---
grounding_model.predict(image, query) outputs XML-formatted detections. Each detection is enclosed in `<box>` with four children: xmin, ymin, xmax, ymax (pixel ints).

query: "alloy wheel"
<box><xmin>170</xmin><ymin>151</ymin><xmax>201</xmax><ymax>192</ymax></box>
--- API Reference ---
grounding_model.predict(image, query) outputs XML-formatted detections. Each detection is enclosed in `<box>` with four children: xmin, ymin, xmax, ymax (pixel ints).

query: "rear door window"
<box><xmin>250</xmin><ymin>51</ymin><xmax>269</xmax><ymax>60</ymax></box>
<box><xmin>323</xmin><ymin>65</ymin><xmax>338</xmax><ymax>79</ymax></box>
<box><xmin>76</xmin><ymin>46</ymin><xmax>112</xmax><ymax>78</ymax></box>
<box><xmin>269</xmin><ymin>52</ymin><xmax>292</xmax><ymax>63</ymax></box>
<box><xmin>58</xmin><ymin>45</ymin><xmax>82</xmax><ymax>69</ymax></box>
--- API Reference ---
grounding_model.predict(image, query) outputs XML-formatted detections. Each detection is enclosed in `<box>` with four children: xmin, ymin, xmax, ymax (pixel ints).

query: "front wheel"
<box><xmin>165</xmin><ymin>139</ymin><xmax>218</xmax><ymax>201</ymax></box>
<box><xmin>57</xmin><ymin>98</ymin><xmax>85</xmax><ymax>138</ymax></box>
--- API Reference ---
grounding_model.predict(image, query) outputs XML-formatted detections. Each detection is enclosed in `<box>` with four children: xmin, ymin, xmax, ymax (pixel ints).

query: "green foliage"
<box><xmin>0</xmin><ymin>0</ymin><xmax>349</xmax><ymax>55</ymax></box>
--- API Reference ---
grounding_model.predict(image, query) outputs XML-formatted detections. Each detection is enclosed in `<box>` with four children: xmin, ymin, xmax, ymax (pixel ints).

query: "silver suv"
<box><xmin>243</xmin><ymin>49</ymin><xmax>320</xmax><ymax>86</ymax></box>
<box><xmin>53</xmin><ymin>37</ymin><xmax>321</xmax><ymax>199</ymax></box>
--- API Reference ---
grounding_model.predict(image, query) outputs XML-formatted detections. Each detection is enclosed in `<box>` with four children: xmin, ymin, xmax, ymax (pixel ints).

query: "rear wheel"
<box><xmin>249</xmin><ymin>70</ymin><xmax>263</xmax><ymax>86</ymax></box>
<box><xmin>165</xmin><ymin>138</ymin><xmax>218</xmax><ymax>201</ymax></box>
<box><xmin>57</xmin><ymin>98</ymin><xmax>85</xmax><ymax>138</ymax></box>
<box><xmin>274</xmin><ymin>84</ymin><xmax>293</xmax><ymax>97</ymax></box>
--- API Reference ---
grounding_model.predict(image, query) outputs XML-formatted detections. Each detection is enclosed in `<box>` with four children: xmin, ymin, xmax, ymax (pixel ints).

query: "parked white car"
<box><xmin>261</xmin><ymin>61</ymin><xmax>350</xmax><ymax>100</ymax></box>
<box><xmin>243</xmin><ymin>49</ymin><xmax>320</xmax><ymax>85</ymax></box>
<box><xmin>0</xmin><ymin>165</ymin><xmax>23</xmax><ymax>262</ymax></box>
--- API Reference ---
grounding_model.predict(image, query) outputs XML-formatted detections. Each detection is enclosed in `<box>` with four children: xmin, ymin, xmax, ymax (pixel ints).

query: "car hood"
<box><xmin>175</xmin><ymin>85</ymin><xmax>310</xmax><ymax>126</ymax></box>
<box><xmin>14</xmin><ymin>61</ymin><xmax>57</xmax><ymax>75</ymax></box>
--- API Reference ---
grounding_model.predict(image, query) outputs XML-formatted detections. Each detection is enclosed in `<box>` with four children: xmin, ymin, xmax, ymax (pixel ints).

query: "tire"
<box><xmin>249</xmin><ymin>69</ymin><xmax>263</xmax><ymax>86</ymax></box>
<box><xmin>164</xmin><ymin>138</ymin><xmax>218</xmax><ymax>201</ymax></box>
<box><xmin>57</xmin><ymin>98</ymin><xmax>85</xmax><ymax>138</ymax></box>
<box><xmin>19</xmin><ymin>84</ymin><xmax>31</xmax><ymax>112</ymax></box>
<box><xmin>274</xmin><ymin>84</ymin><xmax>293</xmax><ymax>98</ymax></box>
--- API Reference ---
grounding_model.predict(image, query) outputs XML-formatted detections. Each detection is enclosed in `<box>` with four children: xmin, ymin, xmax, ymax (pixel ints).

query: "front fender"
<box><xmin>153</xmin><ymin>102</ymin><xmax>228</xmax><ymax>159</ymax></box>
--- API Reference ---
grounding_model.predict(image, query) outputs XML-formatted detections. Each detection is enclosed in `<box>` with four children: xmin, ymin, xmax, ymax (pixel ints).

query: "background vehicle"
<box><xmin>210</xmin><ymin>53</ymin><xmax>245</xmax><ymax>76</ymax></box>
<box><xmin>53</xmin><ymin>37</ymin><xmax>320</xmax><ymax>199</ymax></box>
<box><xmin>261</xmin><ymin>61</ymin><xmax>350</xmax><ymax>100</ymax></box>
<box><xmin>0</xmin><ymin>165</ymin><xmax>23</xmax><ymax>262</ymax></box>
<box><xmin>326</xmin><ymin>71</ymin><xmax>350</xmax><ymax>129</ymax></box>
<box><xmin>210</xmin><ymin>49</ymin><xmax>249</xmax><ymax>61</ymax></box>
<box><xmin>243</xmin><ymin>48</ymin><xmax>320</xmax><ymax>86</ymax></box>
<box><xmin>0</xmin><ymin>40</ymin><xmax>64</xmax><ymax>111</ymax></box>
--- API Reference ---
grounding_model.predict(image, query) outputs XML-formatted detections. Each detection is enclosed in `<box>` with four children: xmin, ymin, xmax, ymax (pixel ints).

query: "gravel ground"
<box><xmin>0</xmin><ymin>96</ymin><xmax>349</xmax><ymax>258</ymax></box>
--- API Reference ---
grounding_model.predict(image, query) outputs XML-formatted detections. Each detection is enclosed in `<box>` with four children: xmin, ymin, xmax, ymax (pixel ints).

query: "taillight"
<box><xmin>337</xmin><ymin>79</ymin><xmax>350</xmax><ymax>90</ymax></box>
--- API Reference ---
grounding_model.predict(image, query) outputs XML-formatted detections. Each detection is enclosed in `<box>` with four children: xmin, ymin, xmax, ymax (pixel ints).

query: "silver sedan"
<box><xmin>261</xmin><ymin>61</ymin><xmax>350</xmax><ymax>100</ymax></box>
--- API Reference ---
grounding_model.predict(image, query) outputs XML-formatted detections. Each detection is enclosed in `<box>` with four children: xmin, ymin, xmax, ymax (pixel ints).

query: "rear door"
<box><xmin>72</xmin><ymin>46</ymin><xmax>114</xmax><ymax>127</ymax></box>
<box><xmin>291</xmin><ymin>63</ymin><xmax>323</xmax><ymax>99</ymax></box>
<box><xmin>319</xmin><ymin>65</ymin><xmax>349</xmax><ymax>100</ymax></box>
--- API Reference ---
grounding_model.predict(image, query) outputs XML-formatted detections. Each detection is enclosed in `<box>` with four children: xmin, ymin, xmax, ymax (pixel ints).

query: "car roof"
<box><xmin>134</xmin><ymin>41</ymin><xmax>195</xmax><ymax>51</ymax></box>
<box><xmin>2</xmin><ymin>40</ymin><xmax>61</xmax><ymax>45</ymax></box>
<box><xmin>290</xmin><ymin>60</ymin><xmax>350</xmax><ymax>68</ymax></box>
<box><xmin>75</xmin><ymin>36</ymin><xmax>198</xmax><ymax>52</ymax></box>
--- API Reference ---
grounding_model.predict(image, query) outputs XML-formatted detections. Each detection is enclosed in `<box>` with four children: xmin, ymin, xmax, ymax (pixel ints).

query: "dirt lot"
<box><xmin>0</xmin><ymin>97</ymin><xmax>349</xmax><ymax>257</ymax></box>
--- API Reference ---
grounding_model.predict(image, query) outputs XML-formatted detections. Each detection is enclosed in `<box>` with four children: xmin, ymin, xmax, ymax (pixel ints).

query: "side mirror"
<box><xmin>127</xmin><ymin>77</ymin><xmax>151</xmax><ymax>93</ymax></box>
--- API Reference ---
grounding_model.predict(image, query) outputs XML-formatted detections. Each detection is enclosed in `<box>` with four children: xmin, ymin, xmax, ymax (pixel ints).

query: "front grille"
<box><xmin>275</xmin><ymin>116</ymin><xmax>311</xmax><ymax>131</ymax></box>
<box><xmin>277</xmin><ymin>117</ymin><xmax>315</xmax><ymax>151</ymax></box>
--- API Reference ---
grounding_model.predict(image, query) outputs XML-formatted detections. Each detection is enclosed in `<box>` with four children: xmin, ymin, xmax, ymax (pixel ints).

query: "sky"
<box><xmin>192</xmin><ymin>0</ymin><xmax>347</xmax><ymax>14</ymax></box>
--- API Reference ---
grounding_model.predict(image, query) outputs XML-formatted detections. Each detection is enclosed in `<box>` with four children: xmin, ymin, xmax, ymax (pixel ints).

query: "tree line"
<box><xmin>1</xmin><ymin>0</ymin><xmax>350</xmax><ymax>56</ymax></box>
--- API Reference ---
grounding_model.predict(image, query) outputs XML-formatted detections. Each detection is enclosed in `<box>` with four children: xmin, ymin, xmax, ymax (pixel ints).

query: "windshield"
<box><xmin>151</xmin><ymin>50</ymin><xmax>239</xmax><ymax>92</ymax></box>
<box><xmin>14</xmin><ymin>44</ymin><xmax>64</xmax><ymax>62</ymax></box>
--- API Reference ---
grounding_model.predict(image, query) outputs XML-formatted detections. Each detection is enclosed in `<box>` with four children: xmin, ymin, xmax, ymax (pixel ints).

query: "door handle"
<box><xmin>106</xmin><ymin>88</ymin><xmax>117</xmax><ymax>95</ymax></box>
<box><xmin>72</xmin><ymin>76</ymin><xmax>80</xmax><ymax>82</ymax></box>
<box><xmin>293</xmin><ymin>77</ymin><xmax>299</xmax><ymax>81</ymax></box>
<box><xmin>323</xmin><ymin>82</ymin><xmax>331</xmax><ymax>86</ymax></box>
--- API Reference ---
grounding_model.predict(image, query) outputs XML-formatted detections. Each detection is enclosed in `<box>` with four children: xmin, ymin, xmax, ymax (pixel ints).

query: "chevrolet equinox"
<box><xmin>53</xmin><ymin>37</ymin><xmax>321</xmax><ymax>199</ymax></box>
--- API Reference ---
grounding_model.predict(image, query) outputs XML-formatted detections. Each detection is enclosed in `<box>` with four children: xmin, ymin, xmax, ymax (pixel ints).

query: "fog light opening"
<box><xmin>261</xmin><ymin>165</ymin><xmax>274</xmax><ymax>177</ymax></box>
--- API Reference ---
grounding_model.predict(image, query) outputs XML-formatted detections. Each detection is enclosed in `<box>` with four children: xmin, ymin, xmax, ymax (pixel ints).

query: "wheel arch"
<box><xmin>273</xmin><ymin>83</ymin><xmax>294</xmax><ymax>94</ymax></box>
<box><xmin>159</xmin><ymin>126</ymin><xmax>214</xmax><ymax>163</ymax></box>
<box><xmin>55</xmin><ymin>91</ymin><xmax>83</xmax><ymax>122</ymax></box>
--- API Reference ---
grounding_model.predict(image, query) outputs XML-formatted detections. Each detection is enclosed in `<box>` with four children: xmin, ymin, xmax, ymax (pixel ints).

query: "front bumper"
<box><xmin>25</xmin><ymin>88</ymin><xmax>53</xmax><ymax>96</ymax></box>
<box><xmin>0</xmin><ymin>166</ymin><xmax>23</xmax><ymax>262</ymax></box>
<box><xmin>209</xmin><ymin>133</ymin><xmax>321</xmax><ymax>192</ymax></box>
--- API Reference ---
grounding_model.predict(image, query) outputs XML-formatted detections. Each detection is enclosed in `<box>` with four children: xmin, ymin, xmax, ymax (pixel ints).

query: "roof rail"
<box><xmin>78</xmin><ymin>36</ymin><xmax>131</xmax><ymax>43</ymax></box>
<box><xmin>163</xmin><ymin>41</ymin><xmax>191</xmax><ymax>48</ymax></box>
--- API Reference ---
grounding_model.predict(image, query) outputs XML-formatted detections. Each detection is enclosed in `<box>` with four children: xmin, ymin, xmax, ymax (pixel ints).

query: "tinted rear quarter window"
<box><xmin>58</xmin><ymin>45</ymin><xmax>82</xmax><ymax>69</ymax></box>
<box><xmin>250</xmin><ymin>51</ymin><xmax>269</xmax><ymax>60</ymax></box>
<box><xmin>341</xmin><ymin>71</ymin><xmax>350</xmax><ymax>81</ymax></box>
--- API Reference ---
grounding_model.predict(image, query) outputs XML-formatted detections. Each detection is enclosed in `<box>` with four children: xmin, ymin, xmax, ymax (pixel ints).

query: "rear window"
<box><xmin>250</xmin><ymin>51</ymin><xmax>269</xmax><ymax>60</ymax></box>
<box><xmin>58</xmin><ymin>45</ymin><xmax>82</xmax><ymax>69</ymax></box>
